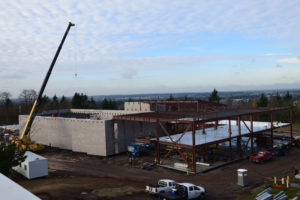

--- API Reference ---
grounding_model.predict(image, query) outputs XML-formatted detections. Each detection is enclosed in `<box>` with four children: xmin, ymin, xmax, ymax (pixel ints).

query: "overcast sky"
<box><xmin>1</xmin><ymin>0</ymin><xmax>300</xmax><ymax>98</ymax></box>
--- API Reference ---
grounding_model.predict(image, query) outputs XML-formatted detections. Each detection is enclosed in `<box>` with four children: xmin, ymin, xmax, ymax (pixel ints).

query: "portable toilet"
<box><xmin>237</xmin><ymin>169</ymin><xmax>248</xmax><ymax>186</ymax></box>
<box><xmin>13</xmin><ymin>151</ymin><xmax>48</xmax><ymax>179</ymax></box>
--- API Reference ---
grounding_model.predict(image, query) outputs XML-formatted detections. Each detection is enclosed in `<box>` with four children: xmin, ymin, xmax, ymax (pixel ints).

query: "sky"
<box><xmin>0</xmin><ymin>0</ymin><xmax>300</xmax><ymax>98</ymax></box>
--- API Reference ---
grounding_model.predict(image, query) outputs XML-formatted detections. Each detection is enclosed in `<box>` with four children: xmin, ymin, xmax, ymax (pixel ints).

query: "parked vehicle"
<box><xmin>146</xmin><ymin>179</ymin><xmax>176</xmax><ymax>194</ymax></box>
<box><xmin>159</xmin><ymin>183</ymin><xmax>206</xmax><ymax>200</ymax></box>
<box><xmin>273</xmin><ymin>143</ymin><xmax>289</xmax><ymax>156</ymax></box>
<box><xmin>249</xmin><ymin>150</ymin><xmax>274</xmax><ymax>163</ymax></box>
<box><xmin>128</xmin><ymin>141</ymin><xmax>152</xmax><ymax>157</ymax></box>
<box><xmin>295</xmin><ymin>136</ymin><xmax>300</xmax><ymax>147</ymax></box>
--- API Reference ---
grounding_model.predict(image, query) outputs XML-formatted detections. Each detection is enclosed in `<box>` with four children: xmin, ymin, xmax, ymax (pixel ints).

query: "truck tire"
<box><xmin>260</xmin><ymin>160</ymin><xmax>264</xmax><ymax>164</ymax></box>
<box><xmin>199</xmin><ymin>193</ymin><xmax>205</xmax><ymax>199</ymax></box>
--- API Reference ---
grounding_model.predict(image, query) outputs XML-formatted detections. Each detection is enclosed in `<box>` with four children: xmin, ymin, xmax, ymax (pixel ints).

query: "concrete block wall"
<box><xmin>19</xmin><ymin>104</ymin><xmax>154</xmax><ymax>156</ymax></box>
<box><xmin>19</xmin><ymin>115</ymin><xmax>108</xmax><ymax>156</ymax></box>
<box><xmin>124</xmin><ymin>102</ymin><xmax>151</xmax><ymax>112</ymax></box>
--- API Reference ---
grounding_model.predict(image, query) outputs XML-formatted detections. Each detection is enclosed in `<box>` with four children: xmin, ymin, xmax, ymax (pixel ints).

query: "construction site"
<box><xmin>1</xmin><ymin>99</ymin><xmax>299</xmax><ymax>199</ymax></box>
<box><xmin>1</xmin><ymin>22</ymin><xmax>300</xmax><ymax>200</ymax></box>
<box><xmin>17</xmin><ymin>100</ymin><xmax>293</xmax><ymax>173</ymax></box>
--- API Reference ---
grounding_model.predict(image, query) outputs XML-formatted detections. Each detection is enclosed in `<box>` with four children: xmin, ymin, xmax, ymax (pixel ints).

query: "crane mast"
<box><xmin>16</xmin><ymin>22</ymin><xmax>75</xmax><ymax>150</ymax></box>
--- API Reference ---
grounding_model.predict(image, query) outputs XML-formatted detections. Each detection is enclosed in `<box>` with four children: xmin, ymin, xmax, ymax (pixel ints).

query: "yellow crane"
<box><xmin>14</xmin><ymin>22</ymin><xmax>75</xmax><ymax>151</ymax></box>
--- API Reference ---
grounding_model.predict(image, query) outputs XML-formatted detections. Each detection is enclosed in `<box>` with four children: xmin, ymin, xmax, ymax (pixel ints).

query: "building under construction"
<box><xmin>19</xmin><ymin>100</ymin><xmax>293</xmax><ymax>173</ymax></box>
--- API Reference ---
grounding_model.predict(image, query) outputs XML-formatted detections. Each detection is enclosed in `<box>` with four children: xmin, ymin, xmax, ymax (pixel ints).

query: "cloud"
<box><xmin>1</xmin><ymin>0</ymin><xmax>300</xmax><ymax>97</ymax></box>
<box><xmin>277</xmin><ymin>57</ymin><xmax>300</xmax><ymax>64</ymax></box>
<box><xmin>122</xmin><ymin>70</ymin><xmax>137</xmax><ymax>79</ymax></box>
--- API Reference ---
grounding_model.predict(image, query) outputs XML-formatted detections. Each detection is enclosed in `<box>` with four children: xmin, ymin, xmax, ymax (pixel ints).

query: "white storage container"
<box><xmin>13</xmin><ymin>151</ymin><xmax>48</xmax><ymax>179</ymax></box>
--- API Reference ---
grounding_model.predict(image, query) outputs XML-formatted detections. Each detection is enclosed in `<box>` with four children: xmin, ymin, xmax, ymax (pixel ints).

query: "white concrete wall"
<box><xmin>19</xmin><ymin>105</ymin><xmax>154</xmax><ymax>156</ymax></box>
<box><xmin>124</xmin><ymin>102</ymin><xmax>151</xmax><ymax>112</ymax></box>
<box><xmin>19</xmin><ymin>115</ymin><xmax>108</xmax><ymax>156</ymax></box>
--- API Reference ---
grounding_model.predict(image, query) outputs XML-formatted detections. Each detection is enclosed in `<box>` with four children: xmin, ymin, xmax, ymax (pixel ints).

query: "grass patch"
<box><xmin>92</xmin><ymin>186</ymin><xmax>142</xmax><ymax>198</ymax></box>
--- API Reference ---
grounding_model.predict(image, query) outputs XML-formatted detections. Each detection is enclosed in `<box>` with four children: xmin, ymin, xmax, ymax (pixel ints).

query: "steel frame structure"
<box><xmin>114</xmin><ymin>106</ymin><xmax>293</xmax><ymax>173</ymax></box>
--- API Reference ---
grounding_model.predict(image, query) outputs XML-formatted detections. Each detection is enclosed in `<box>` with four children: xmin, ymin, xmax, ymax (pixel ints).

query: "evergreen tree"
<box><xmin>60</xmin><ymin>95</ymin><xmax>71</xmax><ymax>109</ymax></box>
<box><xmin>40</xmin><ymin>95</ymin><xmax>50</xmax><ymax>104</ymax></box>
<box><xmin>168</xmin><ymin>94</ymin><xmax>174</xmax><ymax>101</ymax></box>
<box><xmin>52</xmin><ymin>94</ymin><xmax>59</xmax><ymax>106</ymax></box>
<box><xmin>269</xmin><ymin>92</ymin><xmax>282</xmax><ymax>107</ymax></box>
<box><xmin>209</xmin><ymin>89</ymin><xmax>220</xmax><ymax>103</ymax></box>
<box><xmin>60</xmin><ymin>95</ymin><xmax>67</xmax><ymax>104</ymax></box>
<box><xmin>101</xmin><ymin>98</ymin><xmax>109</xmax><ymax>109</ymax></box>
<box><xmin>72</xmin><ymin>93</ymin><xmax>83</xmax><ymax>108</ymax></box>
<box><xmin>257</xmin><ymin>94</ymin><xmax>268</xmax><ymax>107</ymax></box>
<box><xmin>283</xmin><ymin>91</ymin><xmax>292</xmax><ymax>104</ymax></box>
<box><xmin>89</xmin><ymin>97</ymin><xmax>97</xmax><ymax>108</ymax></box>
<box><xmin>0</xmin><ymin>143</ymin><xmax>26</xmax><ymax>176</ymax></box>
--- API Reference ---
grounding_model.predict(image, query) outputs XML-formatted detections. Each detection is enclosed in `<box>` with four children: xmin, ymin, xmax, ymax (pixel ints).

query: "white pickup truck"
<box><xmin>159</xmin><ymin>183</ymin><xmax>206</xmax><ymax>200</ymax></box>
<box><xmin>146</xmin><ymin>179</ymin><xmax>176</xmax><ymax>195</ymax></box>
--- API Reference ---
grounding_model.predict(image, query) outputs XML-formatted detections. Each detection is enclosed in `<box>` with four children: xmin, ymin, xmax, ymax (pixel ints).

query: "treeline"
<box><xmin>0</xmin><ymin>90</ymin><xmax>120</xmax><ymax>125</ymax></box>
<box><xmin>211</xmin><ymin>89</ymin><xmax>299</xmax><ymax>123</ymax></box>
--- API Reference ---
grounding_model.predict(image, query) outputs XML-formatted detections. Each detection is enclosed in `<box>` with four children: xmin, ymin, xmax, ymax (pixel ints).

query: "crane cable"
<box><xmin>74</xmin><ymin>26</ymin><xmax>78</xmax><ymax>78</ymax></box>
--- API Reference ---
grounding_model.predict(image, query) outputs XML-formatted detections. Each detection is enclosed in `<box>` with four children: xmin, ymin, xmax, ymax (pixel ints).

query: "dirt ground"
<box><xmin>13</xmin><ymin>147</ymin><xmax>300</xmax><ymax>200</ymax></box>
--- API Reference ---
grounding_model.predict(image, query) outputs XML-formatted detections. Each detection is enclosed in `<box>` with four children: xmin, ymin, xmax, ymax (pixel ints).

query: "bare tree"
<box><xmin>0</xmin><ymin>92</ymin><xmax>12</xmax><ymax>105</ymax></box>
<box><xmin>19</xmin><ymin>89</ymin><xmax>37</xmax><ymax>105</ymax></box>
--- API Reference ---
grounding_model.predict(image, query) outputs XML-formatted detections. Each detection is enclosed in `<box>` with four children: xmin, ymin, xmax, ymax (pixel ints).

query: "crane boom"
<box><xmin>18</xmin><ymin>22</ymin><xmax>75</xmax><ymax>149</ymax></box>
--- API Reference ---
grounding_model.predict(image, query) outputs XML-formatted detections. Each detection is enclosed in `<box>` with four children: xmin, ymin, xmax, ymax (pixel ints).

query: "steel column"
<box><xmin>290</xmin><ymin>108</ymin><xmax>293</xmax><ymax>142</ymax></box>
<box><xmin>156</xmin><ymin>119</ymin><xmax>160</xmax><ymax>164</ymax></box>
<box><xmin>229</xmin><ymin>119</ymin><xmax>232</xmax><ymax>161</ymax></box>
<box><xmin>192</xmin><ymin>122</ymin><xmax>196</xmax><ymax>173</ymax></box>
<box><xmin>270</xmin><ymin>111</ymin><xmax>273</xmax><ymax>148</ymax></box>
<box><xmin>250</xmin><ymin>114</ymin><xmax>254</xmax><ymax>154</ymax></box>
<box><xmin>238</xmin><ymin>116</ymin><xmax>242</xmax><ymax>158</ymax></box>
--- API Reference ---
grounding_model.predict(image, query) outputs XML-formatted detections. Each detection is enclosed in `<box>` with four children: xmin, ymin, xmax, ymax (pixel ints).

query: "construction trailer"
<box><xmin>114</xmin><ymin>106</ymin><xmax>293</xmax><ymax>173</ymax></box>
<box><xmin>13</xmin><ymin>151</ymin><xmax>48</xmax><ymax>179</ymax></box>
